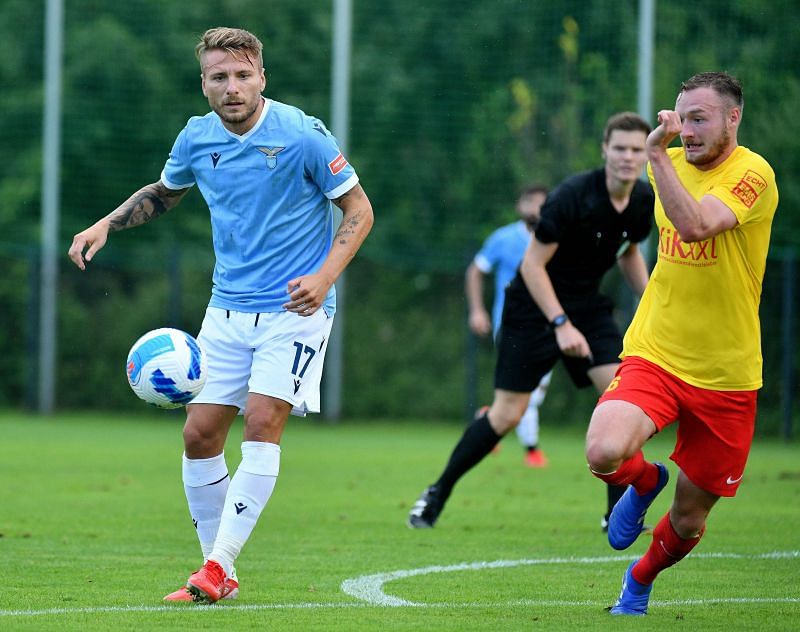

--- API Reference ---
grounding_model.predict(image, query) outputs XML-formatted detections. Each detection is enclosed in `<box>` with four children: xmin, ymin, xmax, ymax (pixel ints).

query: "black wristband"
<box><xmin>549</xmin><ymin>313</ymin><xmax>569</xmax><ymax>329</ymax></box>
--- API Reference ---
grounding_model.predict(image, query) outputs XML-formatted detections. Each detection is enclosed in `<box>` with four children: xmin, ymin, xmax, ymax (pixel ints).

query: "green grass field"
<box><xmin>1</xmin><ymin>411</ymin><xmax>798</xmax><ymax>630</ymax></box>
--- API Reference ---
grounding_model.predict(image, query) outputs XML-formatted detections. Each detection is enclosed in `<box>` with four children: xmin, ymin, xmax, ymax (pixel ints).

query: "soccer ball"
<box><xmin>125</xmin><ymin>328</ymin><xmax>207</xmax><ymax>409</ymax></box>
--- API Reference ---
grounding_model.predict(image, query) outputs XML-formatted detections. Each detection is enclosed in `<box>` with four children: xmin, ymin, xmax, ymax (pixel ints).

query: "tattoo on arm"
<box><xmin>108</xmin><ymin>182</ymin><xmax>187</xmax><ymax>231</ymax></box>
<box><xmin>332</xmin><ymin>184</ymin><xmax>369</xmax><ymax>245</ymax></box>
<box><xmin>334</xmin><ymin>212</ymin><xmax>362</xmax><ymax>245</ymax></box>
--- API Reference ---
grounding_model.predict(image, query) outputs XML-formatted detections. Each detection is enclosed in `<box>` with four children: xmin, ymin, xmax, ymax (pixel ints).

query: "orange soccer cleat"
<box><xmin>524</xmin><ymin>448</ymin><xmax>549</xmax><ymax>468</ymax></box>
<box><xmin>164</xmin><ymin>566</ymin><xmax>239</xmax><ymax>602</ymax></box>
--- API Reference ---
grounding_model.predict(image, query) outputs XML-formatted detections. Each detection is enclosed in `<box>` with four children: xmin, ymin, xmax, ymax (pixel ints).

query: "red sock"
<box><xmin>632</xmin><ymin>512</ymin><xmax>705</xmax><ymax>585</ymax></box>
<box><xmin>592</xmin><ymin>451</ymin><xmax>644</xmax><ymax>486</ymax></box>
<box><xmin>592</xmin><ymin>451</ymin><xmax>660</xmax><ymax>496</ymax></box>
<box><xmin>631</xmin><ymin>461</ymin><xmax>660</xmax><ymax>496</ymax></box>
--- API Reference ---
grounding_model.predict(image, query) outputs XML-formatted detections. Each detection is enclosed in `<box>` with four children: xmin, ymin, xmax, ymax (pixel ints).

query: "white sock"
<box><xmin>515</xmin><ymin>398</ymin><xmax>540</xmax><ymax>447</ymax></box>
<box><xmin>516</xmin><ymin>373</ymin><xmax>550</xmax><ymax>448</ymax></box>
<box><xmin>182</xmin><ymin>452</ymin><xmax>230</xmax><ymax>561</ymax></box>
<box><xmin>209</xmin><ymin>441</ymin><xmax>280</xmax><ymax>577</ymax></box>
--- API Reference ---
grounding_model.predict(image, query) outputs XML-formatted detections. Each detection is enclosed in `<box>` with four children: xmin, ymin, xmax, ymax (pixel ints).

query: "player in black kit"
<box><xmin>408</xmin><ymin>112</ymin><xmax>655</xmax><ymax>531</ymax></box>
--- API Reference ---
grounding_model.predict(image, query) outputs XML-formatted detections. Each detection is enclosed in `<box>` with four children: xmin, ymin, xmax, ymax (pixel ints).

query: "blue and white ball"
<box><xmin>125</xmin><ymin>328</ymin><xmax>207</xmax><ymax>409</ymax></box>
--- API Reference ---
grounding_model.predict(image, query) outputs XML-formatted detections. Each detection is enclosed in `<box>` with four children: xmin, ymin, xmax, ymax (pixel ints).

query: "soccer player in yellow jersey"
<box><xmin>584</xmin><ymin>72</ymin><xmax>779</xmax><ymax>615</ymax></box>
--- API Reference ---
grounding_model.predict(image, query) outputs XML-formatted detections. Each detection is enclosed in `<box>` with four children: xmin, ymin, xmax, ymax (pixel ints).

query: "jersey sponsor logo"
<box><xmin>210</xmin><ymin>152</ymin><xmax>222</xmax><ymax>168</ymax></box>
<box><xmin>328</xmin><ymin>152</ymin><xmax>348</xmax><ymax>175</ymax></box>
<box><xmin>731</xmin><ymin>169</ymin><xmax>767</xmax><ymax>208</ymax></box>
<box><xmin>658</xmin><ymin>227</ymin><xmax>719</xmax><ymax>267</ymax></box>
<box><xmin>257</xmin><ymin>146</ymin><xmax>285</xmax><ymax>169</ymax></box>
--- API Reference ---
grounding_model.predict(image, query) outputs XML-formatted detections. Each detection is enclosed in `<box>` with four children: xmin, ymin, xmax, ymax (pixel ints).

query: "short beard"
<box><xmin>686</xmin><ymin>127</ymin><xmax>730</xmax><ymax>166</ymax></box>
<box><xmin>215</xmin><ymin>101</ymin><xmax>259</xmax><ymax>126</ymax></box>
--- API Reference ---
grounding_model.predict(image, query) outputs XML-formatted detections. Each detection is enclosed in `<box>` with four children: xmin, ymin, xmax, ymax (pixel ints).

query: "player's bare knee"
<box><xmin>182</xmin><ymin>422</ymin><xmax>224</xmax><ymax>454</ymax></box>
<box><xmin>585</xmin><ymin>421</ymin><xmax>625</xmax><ymax>470</ymax></box>
<box><xmin>584</xmin><ymin>439</ymin><xmax>625</xmax><ymax>473</ymax></box>
<box><xmin>243</xmin><ymin>405</ymin><xmax>287</xmax><ymax>443</ymax></box>
<box><xmin>488</xmin><ymin>407</ymin><xmax>523</xmax><ymax>434</ymax></box>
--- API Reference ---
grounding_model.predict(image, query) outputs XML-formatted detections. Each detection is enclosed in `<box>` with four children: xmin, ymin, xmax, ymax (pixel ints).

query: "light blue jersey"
<box><xmin>473</xmin><ymin>220</ymin><xmax>531</xmax><ymax>337</ymax></box>
<box><xmin>161</xmin><ymin>98</ymin><xmax>358</xmax><ymax>315</ymax></box>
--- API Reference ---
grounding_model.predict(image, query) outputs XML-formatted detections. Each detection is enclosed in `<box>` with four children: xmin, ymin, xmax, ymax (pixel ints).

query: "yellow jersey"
<box><xmin>623</xmin><ymin>145</ymin><xmax>778</xmax><ymax>390</ymax></box>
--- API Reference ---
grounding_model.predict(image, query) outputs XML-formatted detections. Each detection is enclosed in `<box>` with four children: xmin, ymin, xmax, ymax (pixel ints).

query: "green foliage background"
<box><xmin>0</xmin><ymin>0</ymin><xmax>797</xmax><ymax>431</ymax></box>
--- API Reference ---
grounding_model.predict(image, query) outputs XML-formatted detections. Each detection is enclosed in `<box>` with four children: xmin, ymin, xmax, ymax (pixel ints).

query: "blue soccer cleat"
<box><xmin>608</xmin><ymin>462</ymin><xmax>669</xmax><ymax>550</ymax></box>
<box><xmin>609</xmin><ymin>560</ymin><xmax>652</xmax><ymax>615</ymax></box>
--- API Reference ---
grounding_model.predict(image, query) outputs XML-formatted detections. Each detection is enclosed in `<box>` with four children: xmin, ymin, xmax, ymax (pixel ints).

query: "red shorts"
<box><xmin>598</xmin><ymin>356</ymin><xmax>757</xmax><ymax>497</ymax></box>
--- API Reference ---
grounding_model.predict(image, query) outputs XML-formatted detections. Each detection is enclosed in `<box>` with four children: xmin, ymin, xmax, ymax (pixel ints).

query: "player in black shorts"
<box><xmin>408</xmin><ymin>112</ymin><xmax>654</xmax><ymax>530</ymax></box>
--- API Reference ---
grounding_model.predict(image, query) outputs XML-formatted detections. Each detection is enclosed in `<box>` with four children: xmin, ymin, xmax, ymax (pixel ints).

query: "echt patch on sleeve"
<box><xmin>328</xmin><ymin>152</ymin><xmax>348</xmax><ymax>175</ymax></box>
<box><xmin>731</xmin><ymin>170</ymin><xmax>767</xmax><ymax>208</ymax></box>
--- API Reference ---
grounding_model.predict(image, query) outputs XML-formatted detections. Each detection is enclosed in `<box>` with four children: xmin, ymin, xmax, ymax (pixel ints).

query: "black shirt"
<box><xmin>507</xmin><ymin>167</ymin><xmax>654</xmax><ymax>311</ymax></box>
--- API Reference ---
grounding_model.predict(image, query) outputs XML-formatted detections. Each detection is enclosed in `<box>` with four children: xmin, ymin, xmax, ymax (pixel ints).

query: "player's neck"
<box><xmin>606</xmin><ymin>174</ymin><xmax>636</xmax><ymax>213</ymax></box>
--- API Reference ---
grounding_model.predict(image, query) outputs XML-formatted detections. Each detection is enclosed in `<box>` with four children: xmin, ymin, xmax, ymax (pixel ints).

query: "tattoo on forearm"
<box><xmin>108</xmin><ymin>183</ymin><xmax>183</xmax><ymax>231</ymax></box>
<box><xmin>332</xmin><ymin>185</ymin><xmax>371</xmax><ymax>247</ymax></box>
<box><xmin>335</xmin><ymin>212</ymin><xmax>362</xmax><ymax>245</ymax></box>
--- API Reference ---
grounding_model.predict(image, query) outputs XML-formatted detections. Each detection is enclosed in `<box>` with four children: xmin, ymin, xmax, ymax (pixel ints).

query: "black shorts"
<box><xmin>494</xmin><ymin>291</ymin><xmax>622</xmax><ymax>392</ymax></box>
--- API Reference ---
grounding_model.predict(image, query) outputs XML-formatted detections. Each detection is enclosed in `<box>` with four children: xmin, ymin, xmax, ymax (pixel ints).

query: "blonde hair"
<box><xmin>195</xmin><ymin>27</ymin><xmax>263</xmax><ymax>71</ymax></box>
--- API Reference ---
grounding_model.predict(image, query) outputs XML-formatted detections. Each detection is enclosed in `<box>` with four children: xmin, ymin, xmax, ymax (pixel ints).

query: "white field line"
<box><xmin>3</xmin><ymin>598</ymin><xmax>800</xmax><ymax>618</ymax></box>
<box><xmin>1</xmin><ymin>550</ymin><xmax>798</xmax><ymax>618</ymax></box>
<box><xmin>340</xmin><ymin>550</ymin><xmax>800</xmax><ymax>607</ymax></box>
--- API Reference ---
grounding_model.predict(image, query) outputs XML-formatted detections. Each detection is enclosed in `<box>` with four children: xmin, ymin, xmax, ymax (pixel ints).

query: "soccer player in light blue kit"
<box><xmin>68</xmin><ymin>27</ymin><xmax>374</xmax><ymax>603</ymax></box>
<box><xmin>465</xmin><ymin>186</ymin><xmax>551</xmax><ymax>467</ymax></box>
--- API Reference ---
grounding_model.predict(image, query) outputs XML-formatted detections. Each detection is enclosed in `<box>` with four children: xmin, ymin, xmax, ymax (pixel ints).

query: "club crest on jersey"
<box><xmin>257</xmin><ymin>146</ymin><xmax>285</xmax><ymax>169</ymax></box>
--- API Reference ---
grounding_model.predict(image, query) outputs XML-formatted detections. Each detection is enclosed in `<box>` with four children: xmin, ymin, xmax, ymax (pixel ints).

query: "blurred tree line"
<box><xmin>0</xmin><ymin>0</ymin><xmax>796</xmax><ymax>433</ymax></box>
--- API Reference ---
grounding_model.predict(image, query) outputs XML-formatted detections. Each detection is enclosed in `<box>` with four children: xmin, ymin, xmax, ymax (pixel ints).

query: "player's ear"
<box><xmin>728</xmin><ymin>105</ymin><xmax>741</xmax><ymax>127</ymax></box>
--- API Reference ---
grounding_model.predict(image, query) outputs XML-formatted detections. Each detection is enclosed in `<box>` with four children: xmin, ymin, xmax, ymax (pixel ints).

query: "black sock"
<box><xmin>606</xmin><ymin>483</ymin><xmax>626</xmax><ymax>517</ymax></box>
<box><xmin>434</xmin><ymin>412</ymin><xmax>503</xmax><ymax>498</ymax></box>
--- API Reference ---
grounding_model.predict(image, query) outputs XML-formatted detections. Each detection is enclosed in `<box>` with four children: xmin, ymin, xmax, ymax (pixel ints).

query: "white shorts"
<box><xmin>192</xmin><ymin>307</ymin><xmax>334</xmax><ymax>417</ymax></box>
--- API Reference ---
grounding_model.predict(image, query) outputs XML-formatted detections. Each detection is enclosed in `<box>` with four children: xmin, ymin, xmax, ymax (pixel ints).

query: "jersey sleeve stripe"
<box><xmin>160</xmin><ymin>170</ymin><xmax>195</xmax><ymax>191</ymax></box>
<box><xmin>325</xmin><ymin>174</ymin><xmax>359</xmax><ymax>200</ymax></box>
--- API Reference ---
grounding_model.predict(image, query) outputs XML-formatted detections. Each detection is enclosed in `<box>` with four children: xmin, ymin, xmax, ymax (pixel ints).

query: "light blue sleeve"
<box><xmin>160</xmin><ymin>125</ymin><xmax>195</xmax><ymax>190</ymax></box>
<box><xmin>302</xmin><ymin>116</ymin><xmax>359</xmax><ymax>199</ymax></box>
<box><xmin>474</xmin><ymin>229</ymin><xmax>504</xmax><ymax>273</ymax></box>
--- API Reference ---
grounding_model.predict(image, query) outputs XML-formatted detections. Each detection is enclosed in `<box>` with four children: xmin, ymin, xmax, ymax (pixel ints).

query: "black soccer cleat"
<box><xmin>407</xmin><ymin>485</ymin><xmax>445</xmax><ymax>528</ymax></box>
